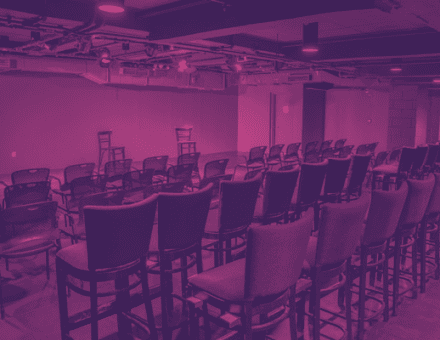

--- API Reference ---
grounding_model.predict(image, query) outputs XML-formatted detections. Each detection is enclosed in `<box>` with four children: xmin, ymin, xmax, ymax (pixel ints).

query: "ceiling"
<box><xmin>1</xmin><ymin>0</ymin><xmax>440</xmax><ymax>85</ymax></box>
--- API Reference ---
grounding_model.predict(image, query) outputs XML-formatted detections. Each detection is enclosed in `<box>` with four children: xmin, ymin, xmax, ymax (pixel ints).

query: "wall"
<box><xmin>0</xmin><ymin>74</ymin><xmax>238</xmax><ymax>174</ymax></box>
<box><xmin>325</xmin><ymin>88</ymin><xmax>389</xmax><ymax>153</ymax></box>
<box><xmin>415</xmin><ymin>88</ymin><xmax>428</xmax><ymax>146</ymax></box>
<box><xmin>237</xmin><ymin>84</ymin><xmax>303</xmax><ymax>153</ymax></box>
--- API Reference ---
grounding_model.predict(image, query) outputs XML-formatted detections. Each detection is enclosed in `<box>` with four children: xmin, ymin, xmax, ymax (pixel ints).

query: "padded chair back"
<box><xmin>4</xmin><ymin>181</ymin><xmax>51</xmax><ymax>208</ymax></box>
<box><xmin>70</xmin><ymin>175</ymin><xmax>107</xmax><ymax>200</ymax></box>
<box><xmin>104</xmin><ymin>159</ymin><xmax>132</xmax><ymax>179</ymax></box>
<box><xmin>399</xmin><ymin>174</ymin><xmax>435</xmax><ymax>226</ymax></box>
<box><xmin>204</xmin><ymin>159</ymin><xmax>229</xmax><ymax>179</ymax></box>
<box><xmin>64</xmin><ymin>163</ymin><xmax>95</xmax><ymax>187</ymax></box>
<box><xmin>334</xmin><ymin>139</ymin><xmax>347</xmax><ymax>150</ymax></box>
<box><xmin>143</xmin><ymin>156</ymin><xmax>168</xmax><ymax>175</ymax></box>
<box><xmin>356</xmin><ymin>144</ymin><xmax>369</xmax><ymax>155</ymax></box>
<box><xmin>411</xmin><ymin>146</ymin><xmax>428</xmax><ymax>174</ymax></box>
<box><xmin>219</xmin><ymin>173</ymin><xmax>262</xmax><ymax>232</ymax></box>
<box><xmin>11</xmin><ymin>168</ymin><xmax>50</xmax><ymax>185</ymax></box>
<box><xmin>362</xmin><ymin>182</ymin><xmax>408</xmax><ymax>245</ymax></box>
<box><xmin>347</xmin><ymin>155</ymin><xmax>372</xmax><ymax>193</ymax></box>
<box><xmin>374</xmin><ymin>151</ymin><xmax>389</xmax><ymax>167</ymax></box>
<box><xmin>285</xmin><ymin>143</ymin><xmax>301</xmax><ymax>159</ymax></box>
<box><xmin>262</xmin><ymin>168</ymin><xmax>300</xmax><ymax>220</ymax></box>
<box><xmin>248</xmin><ymin>146</ymin><xmax>267</xmax><ymax>165</ymax></box>
<box><xmin>304</xmin><ymin>141</ymin><xmax>319</xmax><ymax>154</ymax></box>
<box><xmin>0</xmin><ymin>201</ymin><xmax>58</xmax><ymax>241</ymax></box>
<box><xmin>167</xmin><ymin>163</ymin><xmax>194</xmax><ymax>183</ymax></box>
<box><xmin>297</xmin><ymin>161</ymin><xmax>328</xmax><ymax>207</ymax></box>
<box><xmin>244</xmin><ymin>210</ymin><xmax>313</xmax><ymax>298</ymax></box>
<box><xmin>315</xmin><ymin>194</ymin><xmax>371</xmax><ymax>266</ymax></box>
<box><xmin>338</xmin><ymin>145</ymin><xmax>354</xmax><ymax>158</ymax></box>
<box><xmin>324</xmin><ymin>158</ymin><xmax>351</xmax><ymax>195</ymax></box>
<box><xmin>389</xmin><ymin>148</ymin><xmax>401</xmax><ymax>164</ymax></box>
<box><xmin>424</xmin><ymin>144</ymin><xmax>440</xmax><ymax>170</ymax></box>
<box><xmin>122</xmin><ymin>170</ymin><xmax>154</xmax><ymax>191</ymax></box>
<box><xmin>426</xmin><ymin>173</ymin><xmax>440</xmax><ymax>214</ymax></box>
<box><xmin>398</xmin><ymin>147</ymin><xmax>416</xmax><ymax>174</ymax></box>
<box><xmin>303</xmin><ymin>149</ymin><xmax>320</xmax><ymax>163</ymax></box>
<box><xmin>84</xmin><ymin>194</ymin><xmax>158</xmax><ymax>270</ymax></box>
<box><xmin>267</xmin><ymin>144</ymin><xmax>284</xmax><ymax>162</ymax></box>
<box><xmin>78</xmin><ymin>191</ymin><xmax>125</xmax><ymax>225</ymax></box>
<box><xmin>158</xmin><ymin>183</ymin><xmax>213</xmax><ymax>250</ymax></box>
<box><xmin>319</xmin><ymin>140</ymin><xmax>333</xmax><ymax>153</ymax></box>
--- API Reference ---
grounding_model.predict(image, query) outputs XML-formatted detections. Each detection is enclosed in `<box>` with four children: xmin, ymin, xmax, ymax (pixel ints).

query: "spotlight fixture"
<box><xmin>98</xmin><ymin>0</ymin><xmax>125</xmax><ymax>13</ymax></box>
<box><xmin>302</xmin><ymin>22</ymin><xmax>319</xmax><ymax>53</ymax></box>
<box><xmin>98</xmin><ymin>48</ymin><xmax>111</xmax><ymax>68</ymax></box>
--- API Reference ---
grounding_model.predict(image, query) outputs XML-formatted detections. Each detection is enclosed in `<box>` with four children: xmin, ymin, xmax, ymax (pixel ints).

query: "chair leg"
<box><xmin>5</xmin><ymin>258</ymin><xmax>8</xmax><ymax>272</ymax></box>
<box><xmin>203</xmin><ymin>301</ymin><xmax>212</xmax><ymax>340</ymax></box>
<box><xmin>411</xmin><ymin>236</ymin><xmax>418</xmax><ymax>299</ymax></box>
<box><xmin>46</xmin><ymin>249</ymin><xmax>50</xmax><ymax>280</ymax></box>
<box><xmin>225</xmin><ymin>239</ymin><xmax>233</xmax><ymax>264</ymax></box>
<box><xmin>140</xmin><ymin>262</ymin><xmax>158</xmax><ymax>340</ymax></box>
<box><xmin>420</xmin><ymin>218</ymin><xmax>427</xmax><ymax>293</ymax></box>
<box><xmin>345</xmin><ymin>257</ymin><xmax>353</xmax><ymax>340</ymax></box>
<box><xmin>393</xmin><ymin>234</ymin><xmax>401</xmax><ymax>317</ymax></box>
<box><xmin>56</xmin><ymin>260</ymin><xmax>71</xmax><ymax>339</ymax></box>
<box><xmin>383</xmin><ymin>243</ymin><xmax>390</xmax><ymax>322</ymax></box>
<box><xmin>310</xmin><ymin>269</ymin><xmax>321</xmax><ymax>340</ymax></box>
<box><xmin>0</xmin><ymin>270</ymin><xmax>4</xmax><ymax>320</ymax></box>
<box><xmin>369</xmin><ymin>254</ymin><xmax>377</xmax><ymax>287</ymax></box>
<box><xmin>436</xmin><ymin>226</ymin><xmax>440</xmax><ymax>280</ymax></box>
<box><xmin>161</xmin><ymin>259</ymin><xmax>173</xmax><ymax>340</ymax></box>
<box><xmin>115</xmin><ymin>275</ymin><xmax>132</xmax><ymax>338</ymax></box>
<box><xmin>358</xmin><ymin>249</ymin><xmax>367</xmax><ymax>340</ymax></box>
<box><xmin>289</xmin><ymin>285</ymin><xmax>298</xmax><ymax>340</ymax></box>
<box><xmin>90</xmin><ymin>278</ymin><xmax>99</xmax><ymax>340</ymax></box>
<box><xmin>243</xmin><ymin>300</ymin><xmax>253</xmax><ymax>340</ymax></box>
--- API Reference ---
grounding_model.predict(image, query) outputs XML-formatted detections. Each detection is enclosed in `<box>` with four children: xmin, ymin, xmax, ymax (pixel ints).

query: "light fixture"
<box><xmin>302</xmin><ymin>22</ymin><xmax>319</xmax><ymax>53</ymax></box>
<box><xmin>433</xmin><ymin>79</ymin><xmax>440</xmax><ymax>83</ymax></box>
<box><xmin>178</xmin><ymin>59</ymin><xmax>188</xmax><ymax>72</ymax></box>
<box><xmin>98</xmin><ymin>0</ymin><xmax>125</xmax><ymax>13</ymax></box>
<box><xmin>390</xmin><ymin>58</ymin><xmax>402</xmax><ymax>73</ymax></box>
<box><xmin>99</xmin><ymin>48</ymin><xmax>111</xmax><ymax>68</ymax></box>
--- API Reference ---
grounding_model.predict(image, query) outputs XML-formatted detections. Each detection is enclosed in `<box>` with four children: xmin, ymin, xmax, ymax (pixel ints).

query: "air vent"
<box><xmin>287</xmin><ymin>74</ymin><xmax>312</xmax><ymax>82</ymax></box>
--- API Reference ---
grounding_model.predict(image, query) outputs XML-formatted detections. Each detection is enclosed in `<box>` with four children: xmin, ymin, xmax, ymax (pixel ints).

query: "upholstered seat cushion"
<box><xmin>372</xmin><ymin>164</ymin><xmax>398</xmax><ymax>174</ymax></box>
<box><xmin>56</xmin><ymin>241</ymin><xmax>89</xmax><ymax>271</ymax></box>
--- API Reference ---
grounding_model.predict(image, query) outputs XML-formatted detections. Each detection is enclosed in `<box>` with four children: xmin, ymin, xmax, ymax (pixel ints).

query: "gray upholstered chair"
<box><xmin>188</xmin><ymin>210</ymin><xmax>314</xmax><ymax>340</ymax></box>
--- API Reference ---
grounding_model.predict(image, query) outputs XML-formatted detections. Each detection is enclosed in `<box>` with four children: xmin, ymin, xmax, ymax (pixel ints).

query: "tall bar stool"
<box><xmin>176</xmin><ymin>127</ymin><xmax>196</xmax><ymax>156</ymax></box>
<box><xmin>98</xmin><ymin>131</ymin><xmax>126</xmax><ymax>173</ymax></box>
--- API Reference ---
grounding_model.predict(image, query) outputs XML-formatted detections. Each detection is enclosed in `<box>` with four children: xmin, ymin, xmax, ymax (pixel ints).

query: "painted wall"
<box><xmin>325</xmin><ymin>89</ymin><xmax>389</xmax><ymax>153</ymax></box>
<box><xmin>415</xmin><ymin>88</ymin><xmax>428</xmax><ymax>146</ymax></box>
<box><xmin>237</xmin><ymin>84</ymin><xmax>303</xmax><ymax>153</ymax></box>
<box><xmin>0</xmin><ymin>74</ymin><xmax>238</xmax><ymax>174</ymax></box>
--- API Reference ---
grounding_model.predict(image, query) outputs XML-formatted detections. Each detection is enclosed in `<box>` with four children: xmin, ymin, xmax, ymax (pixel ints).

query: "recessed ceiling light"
<box><xmin>302</xmin><ymin>47</ymin><xmax>319</xmax><ymax>53</ymax></box>
<box><xmin>98</xmin><ymin>0</ymin><xmax>125</xmax><ymax>13</ymax></box>
<box><xmin>390</xmin><ymin>67</ymin><xmax>402</xmax><ymax>72</ymax></box>
<box><xmin>433</xmin><ymin>79</ymin><xmax>440</xmax><ymax>83</ymax></box>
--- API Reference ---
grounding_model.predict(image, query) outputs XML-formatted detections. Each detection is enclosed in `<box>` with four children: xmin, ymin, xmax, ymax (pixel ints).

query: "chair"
<box><xmin>356</xmin><ymin>144</ymin><xmax>369</xmax><ymax>155</ymax></box>
<box><xmin>423</xmin><ymin>144</ymin><xmax>439</xmax><ymax>175</ymax></box>
<box><xmin>334</xmin><ymin>139</ymin><xmax>347</xmax><ymax>151</ymax></box>
<box><xmin>177</xmin><ymin>152</ymin><xmax>202</xmax><ymax>183</ymax></box>
<box><xmin>321</xmin><ymin>157</ymin><xmax>351</xmax><ymax>203</ymax></box>
<box><xmin>266</xmin><ymin>144</ymin><xmax>285</xmax><ymax>169</ymax></box>
<box><xmin>338</xmin><ymin>145</ymin><xmax>354</xmax><ymax>158</ymax></box>
<box><xmin>302</xmin><ymin>194</ymin><xmax>371</xmax><ymax>340</ymax></box>
<box><xmin>104</xmin><ymin>159</ymin><xmax>133</xmax><ymax>188</ymax></box>
<box><xmin>56</xmin><ymin>194</ymin><xmax>159</xmax><ymax>340</ymax></box>
<box><xmin>143</xmin><ymin>155</ymin><xmax>169</xmax><ymax>181</ymax></box>
<box><xmin>11</xmin><ymin>168</ymin><xmax>50</xmax><ymax>185</ymax></box>
<box><xmin>204</xmin><ymin>174</ymin><xmax>262</xmax><ymax>267</ymax></box>
<box><xmin>283</xmin><ymin>143</ymin><xmax>301</xmax><ymax>166</ymax></box>
<box><xmin>176</xmin><ymin>127</ymin><xmax>196</xmax><ymax>156</ymax></box>
<box><xmin>253</xmin><ymin>167</ymin><xmax>300</xmax><ymax>225</ymax></box>
<box><xmin>318</xmin><ymin>140</ymin><xmax>333</xmax><ymax>154</ymax></box>
<box><xmin>365</xmin><ymin>151</ymin><xmax>389</xmax><ymax>189</ymax></box>
<box><xmin>147</xmin><ymin>183</ymin><xmax>213</xmax><ymax>340</ymax></box>
<box><xmin>303</xmin><ymin>149</ymin><xmax>320</xmax><ymax>163</ymax></box>
<box><xmin>98</xmin><ymin>131</ymin><xmax>125</xmax><ymax>173</ymax></box>
<box><xmin>304</xmin><ymin>141</ymin><xmax>319</xmax><ymax>155</ymax></box>
<box><xmin>122</xmin><ymin>169</ymin><xmax>154</xmax><ymax>192</ymax></box>
<box><xmin>354</xmin><ymin>182</ymin><xmax>408</xmax><ymax>339</ymax></box>
<box><xmin>198</xmin><ymin>159</ymin><xmax>232</xmax><ymax>202</ymax></box>
<box><xmin>388</xmin><ymin>148</ymin><xmax>401</xmax><ymax>164</ymax></box>
<box><xmin>61</xmin><ymin>190</ymin><xmax>125</xmax><ymax>243</ymax></box>
<box><xmin>63</xmin><ymin>175</ymin><xmax>107</xmax><ymax>213</ymax></box>
<box><xmin>367</xmin><ymin>142</ymin><xmax>379</xmax><ymax>155</ymax></box>
<box><xmin>3</xmin><ymin>181</ymin><xmax>51</xmax><ymax>209</ymax></box>
<box><xmin>343</xmin><ymin>154</ymin><xmax>372</xmax><ymax>201</ymax></box>
<box><xmin>189</xmin><ymin>211</ymin><xmax>314</xmax><ymax>340</ymax></box>
<box><xmin>167</xmin><ymin>163</ymin><xmax>195</xmax><ymax>191</ymax></box>
<box><xmin>321</xmin><ymin>147</ymin><xmax>336</xmax><ymax>161</ymax></box>
<box><xmin>410</xmin><ymin>145</ymin><xmax>428</xmax><ymax>178</ymax></box>
<box><xmin>1</xmin><ymin>201</ymin><xmax>59</xmax><ymax>319</ymax></box>
<box><xmin>237</xmin><ymin>146</ymin><xmax>267</xmax><ymax>173</ymax></box>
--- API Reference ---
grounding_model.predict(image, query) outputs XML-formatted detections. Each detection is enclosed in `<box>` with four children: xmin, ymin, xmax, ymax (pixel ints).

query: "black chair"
<box><xmin>366</xmin><ymin>151</ymin><xmax>389</xmax><ymax>188</ymax></box>
<box><xmin>367</xmin><ymin>142</ymin><xmax>379</xmax><ymax>155</ymax></box>
<box><xmin>343</xmin><ymin>154</ymin><xmax>372</xmax><ymax>201</ymax></box>
<box><xmin>122</xmin><ymin>169</ymin><xmax>155</xmax><ymax>203</ymax></box>
<box><xmin>388</xmin><ymin>148</ymin><xmax>401</xmax><ymax>164</ymax></box>
<box><xmin>304</xmin><ymin>141</ymin><xmax>319</xmax><ymax>155</ymax></box>
<box><xmin>266</xmin><ymin>144</ymin><xmax>285</xmax><ymax>169</ymax></box>
<box><xmin>1</xmin><ymin>201</ymin><xmax>59</xmax><ymax>319</ymax></box>
<box><xmin>56</xmin><ymin>195</ymin><xmax>159</xmax><ymax>340</ymax></box>
<box><xmin>53</xmin><ymin>163</ymin><xmax>96</xmax><ymax>192</ymax></box>
<box><xmin>283</xmin><ymin>143</ymin><xmax>301</xmax><ymax>166</ymax></box>
<box><xmin>104</xmin><ymin>159</ymin><xmax>132</xmax><ymax>188</ymax></box>
<box><xmin>423</xmin><ymin>144</ymin><xmax>440</xmax><ymax>174</ymax></box>
<box><xmin>63</xmin><ymin>175</ymin><xmax>107</xmax><ymax>213</ymax></box>
<box><xmin>303</xmin><ymin>149</ymin><xmax>320</xmax><ymax>163</ymax></box>
<box><xmin>3</xmin><ymin>181</ymin><xmax>51</xmax><ymax>209</ymax></box>
<box><xmin>237</xmin><ymin>146</ymin><xmax>267</xmax><ymax>173</ymax></box>
<box><xmin>177</xmin><ymin>152</ymin><xmax>202</xmax><ymax>182</ymax></box>
<box><xmin>143</xmin><ymin>155</ymin><xmax>169</xmax><ymax>179</ymax></box>
<box><xmin>198</xmin><ymin>159</ymin><xmax>232</xmax><ymax>202</ymax></box>
<box><xmin>167</xmin><ymin>163</ymin><xmax>195</xmax><ymax>191</ymax></box>
<box><xmin>338</xmin><ymin>145</ymin><xmax>354</xmax><ymax>158</ymax></box>
<box><xmin>410</xmin><ymin>145</ymin><xmax>428</xmax><ymax>178</ymax></box>
<box><xmin>321</xmin><ymin>157</ymin><xmax>351</xmax><ymax>203</ymax></box>
<box><xmin>253</xmin><ymin>167</ymin><xmax>300</xmax><ymax>225</ymax></box>
<box><xmin>147</xmin><ymin>184</ymin><xmax>213</xmax><ymax>340</ymax></box>
<box><xmin>334</xmin><ymin>139</ymin><xmax>347</xmax><ymax>151</ymax></box>
<box><xmin>318</xmin><ymin>140</ymin><xmax>333</xmax><ymax>154</ymax></box>
<box><xmin>321</xmin><ymin>147</ymin><xmax>336</xmax><ymax>161</ymax></box>
<box><xmin>11</xmin><ymin>168</ymin><xmax>50</xmax><ymax>185</ymax></box>
<box><xmin>356</xmin><ymin>144</ymin><xmax>369</xmax><ymax>155</ymax></box>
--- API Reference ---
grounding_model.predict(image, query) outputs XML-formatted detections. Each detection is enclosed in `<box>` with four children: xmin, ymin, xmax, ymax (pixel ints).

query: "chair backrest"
<box><xmin>64</xmin><ymin>163</ymin><xmax>95</xmax><ymax>186</ymax></box>
<box><xmin>389</xmin><ymin>148</ymin><xmax>401</xmax><ymax>164</ymax></box>
<box><xmin>334</xmin><ymin>139</ymin><xmax>347</xmax><ymax>150</ymax></box>
<box><xmin>424</xmin><ymin>144</ymin><xmax>440</xmax><ymax>170</ymax></box>
<box><xmin>347</xmin><ymin>155</ymin><xmax>372</xmax><ymax>193</ymax></box>
<box><xmin>362</xmin><ymin>181</ymin><xmax>408</xmax><ymax>245</ymax></box>
<box><xmin>315</xmin><ymin>194</ymin><xmax>371</xmax><ymax>266</ymax></box>
<box><xmin>98</xmin><ymin>131</ymin><xmax>112</xmax><ymax>149</ymax></box>
<box><xmin>84</xmin><ymin>194</ymin><xmax>158</xmax><ymax>270</ymax></box>
<box><xmin>411</xmin><ymin>146</ymin><xmax>428</xmax><ymax>174</ymax></box>
<box><xmin>426</xmin><ymin>173</ymin><xmax>440</xmax><ymax>214</ymax></box>
<box><xmin>143</xmin><ymin>156</ymin><xmax>168</xmax><ymax>174</ymax></box>
<box><xmin>157</xmin><ymin>181</ymin><xmax>186</xmax><ymax>193</ymax></box>
<box><xmin>177</xmin><ymin>152</ymin><xmax>201</xmax><ymax>168</ymax></box>
<box><xmin>319</xmin><ymin>140</ymin><xmax>333</xmax><ymax>153</ymax></box>
<box><xmin>248</xmin><ymin>146</ymin><xmax>267</xmax><ymax>164</ymax></box>
<box><xmin>261</xmin><ymin>168</ymin><xmax>300</xmax><ymax>221</ymax></box>
<box><xmin>4</xmin><ymin>181</ymin><xmax>51</xmax><ymax>208</ymax></box>
<box><xmin>367</xmin><ymin>142</ymin><xmax>379</xmax><ymax>154</ymax></box>
<box><xmin>244</xmin><ymin>168</ymin><xmax>266</xmax><ymax>181</ymax></box>
<box><xmin>122</xmin><ymin>170</ymin><xmax>154</xmax><ymax>191</ymax></box>
<box><xmin>11</xmin><ymin>168</ymin><xmax>50</xmax><ymax>185</ymax></box>
<box><xmin>267</xmin><ymin>144</ymin><xmax>285</xmax><ymax>162</ymax></box>
<box><xmin>70</xmin><ymin>175</ymin><xmax>107</xmax><ymax>200</ymax></box>
<box><xmin>0</xmin><ymin>201</ymin><xmax>58</xmax><ymax>241</ymax></box>
<box><xmin>157</xmin><ymin>183</ymin><xmax>213</xmax><ymax>250</ymax></box>
<box><xmin>296</xmin><ymin>161</ymin><xmax>328</xmax><ymax>207</ymax></box>
<box><xmin>304</xmin><ymin>141</ymin><xmax>319</xmax><ymax>154</ymax></box>
<box><xmin>104</xmin><ymin>159</ymin><xmax>132</xmax><ymax>178</ymax></box>
<box><xmin>176</xmin><ymin>127</ymin><xmax>192</xmax><ymax>142</ymax></box>
<box><xmin>374</xmin><ymin>151</ymin><xmax>389</xmax><ymax>167</ymax></box>
<box><xmin>285</xmin><ymin>143</ymin><xmax>301</xmax><ymax>158</ymax></box>
<box><xmin>244</xmin><ymin>210</ymin><xmax>313</xmax><ymax>298</ymax></box>
<box><xmin>303</xmin><ymin>149</ymin><xmax>320</xmax><ymax>163</ymax></box>
<box><xmin>321</xmin><ymin>147</ymin><xmax>336</xmax><ymax>160</ymax></box>
<box><xmin>167</xmin><ymin>163</ymin><xmax>194</xmax><ymax>183</ymax></box>
<box><xmin>324</xmin><ymin>158</ymin><xmax>351</xmax><ymax>195</ymax></box>
<box><xmin>338</xmin><ymin>145</ymin><xmax>354</xmax><ymax>158</ymax></box>
<box><xmin>356</xmin><ymin>144</ymin><xmax>369</xmax><ymax>155</ymax></box>
<box><xmin>219</xmin><ymin>173</ymin><xmax>262</xmax><ymax>232</ymax></box>
<box><xmin>78</xmin><ymin>190</ymin><xmax>125</xmax><ymax>225</ymax></box>
<box><xmin>399</xmin><ymin>174</ymin><xmax>435</xmax><ymax>226</ymax></box>
<box><xmin>397</xmin><ymin>147</ymin><xmax>416</xmax><ymax>174</ymax></box>
<box><xmin>203</xmin><ymin>159</ymin><xmax>229</xmax><ymax>179</ymax></box>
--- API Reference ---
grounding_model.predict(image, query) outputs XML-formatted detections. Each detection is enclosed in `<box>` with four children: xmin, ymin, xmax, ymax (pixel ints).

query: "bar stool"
<box><xmin>98</xmin><ymin>131</ymin><xmax>126</xmax><ymax>173</ymax></box>
<box><xmin>176</xmin><ymin>127</ymin><xmax>196</xmax><ymax>156</ymax></box>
